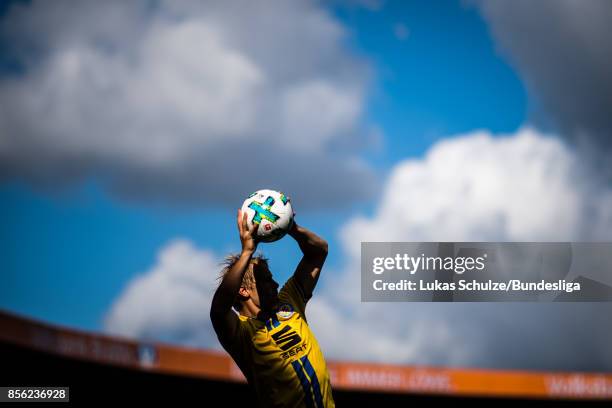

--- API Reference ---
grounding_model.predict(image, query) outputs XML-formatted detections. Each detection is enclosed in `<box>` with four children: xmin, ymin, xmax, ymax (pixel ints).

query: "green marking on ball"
<box><xmin>280</xmin><ymin>193</ymin><xmax>288</xmax><ymax>205</ymax></box>
<box><xmin>248</xmin><ymin>196</ymin><xmax>280</xmax><ymax>224</ymax></box>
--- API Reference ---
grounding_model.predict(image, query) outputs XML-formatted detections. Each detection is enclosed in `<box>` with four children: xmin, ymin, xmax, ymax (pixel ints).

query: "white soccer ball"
<box><xmin>241</xmin><ymin>189</ymin><xmax>294</xmax><ymax>243</ymax></box>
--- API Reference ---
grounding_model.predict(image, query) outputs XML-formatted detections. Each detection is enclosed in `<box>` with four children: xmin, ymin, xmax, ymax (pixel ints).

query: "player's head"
<box><xmin>220</xmin><ymin>253</ymin><xmax>279</xmax><ymax>314</ymax></box>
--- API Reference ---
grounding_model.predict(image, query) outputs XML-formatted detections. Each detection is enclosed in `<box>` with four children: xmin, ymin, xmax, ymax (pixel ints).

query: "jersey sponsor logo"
<box><xmin>271</xmin><ymin>325</ymin><xmax>302</xmax><ymax>351</ymax></box>
<box><xmin>277</xmin><ymin>303</ymin><xmax>295</xmax><ymax>319</ymax></box>
<box><xmin>281</xmin><ymin>342</ymin><xmax>307</xmax><ymax>360</ymax></box>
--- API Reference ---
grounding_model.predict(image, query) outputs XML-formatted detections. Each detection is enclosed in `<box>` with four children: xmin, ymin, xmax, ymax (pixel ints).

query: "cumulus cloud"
<box><xmin>104</xmin><ymin>239</ymin><xmax>221</xmax><ymax>347</ymax></box>
<box><xmin>474</xmin><ymin>0</ymin><xmax>612</xmax><ymax>164</ymax></box>
<box><xmin>105</xmin><ymin>128</ymin><xmax>612</xmax><ymax>371</ymax></box>
<box><xmin>308</xmin><ymin>128</ymin><xmax>612</xmax><ymax>371</ymax></box>
<box><xmin>0</xmin><ymin>0</ymin><xmax>376</xmax><ymax>208</ymax></box>
<box><xmin>342</xmin><ymin>128</ymin><xmax>612</xmax><ymax>251</ymax></box>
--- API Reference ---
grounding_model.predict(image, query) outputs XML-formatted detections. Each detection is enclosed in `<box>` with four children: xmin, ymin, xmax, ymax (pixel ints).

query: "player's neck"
<box><xmin>240</xmin><ymin>300</ymin><xmax>261</xmax><ymax>319</ymax></box>
<box><xmin>239</xmin><ymin>301</ymin><xmax>278</xmax><ymax>321</ymax></box>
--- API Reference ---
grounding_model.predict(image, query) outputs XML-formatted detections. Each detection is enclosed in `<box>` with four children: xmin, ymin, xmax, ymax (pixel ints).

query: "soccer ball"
<box><xmin>241</xmin><ymin>189</ymin><xmax>294</xmax><ymax>243</ymax></box>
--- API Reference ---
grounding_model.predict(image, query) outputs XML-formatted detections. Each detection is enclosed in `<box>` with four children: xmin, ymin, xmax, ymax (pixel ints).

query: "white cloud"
<box><xmin>342</xmin><ymin>128</ymin><xmax>611</xmax><ymax>256</ymax></box>
<box><xmin>104</xmin><ymin>239</ymin><xmax>221</xmax><ymax>348</ymax></box>
<box><xmin>307</xmin><ymin>128</ymin><xmax>612</xmax><ymax>370</ymax></box>
<box><xmin>0</xmin><ymin>0</ymin><xmax>375</xmax><ymax>207</ymax></box>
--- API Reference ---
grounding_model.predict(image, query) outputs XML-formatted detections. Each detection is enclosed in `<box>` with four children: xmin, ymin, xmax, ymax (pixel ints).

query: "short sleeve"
<box><xmin>278</xmin><ymin>276</ymin><xmax>311</xmax><ymax>320</ymax></box>
<box><xmin>226</xmin><ymin>314</ymin><xmax>249</xmax><ymax>367</ymax></box>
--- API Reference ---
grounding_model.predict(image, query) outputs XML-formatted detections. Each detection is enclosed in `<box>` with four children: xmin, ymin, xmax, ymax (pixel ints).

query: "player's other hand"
<box><xmin>238</xmin><ymin>209</ymin><xmax>259</xmax><ymax>253</ymax></box>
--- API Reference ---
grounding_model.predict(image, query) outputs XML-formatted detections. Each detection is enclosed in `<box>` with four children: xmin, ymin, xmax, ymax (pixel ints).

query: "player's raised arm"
<box><xmin>289</xmin><ymin>222</ymin><xmax>328</xmax><ymax>299</ymax></box>
<box><xmin>210</xmin><ymin>210</ymin><xmax>259</xmax><ymax>347</ymax></box>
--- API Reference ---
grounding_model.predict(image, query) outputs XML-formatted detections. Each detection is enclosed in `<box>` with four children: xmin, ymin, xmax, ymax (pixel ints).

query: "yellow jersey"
<box><xmin>229</xmin><ymin>277</ymin><xmax>335</xmax><ymax>408</ymax></box>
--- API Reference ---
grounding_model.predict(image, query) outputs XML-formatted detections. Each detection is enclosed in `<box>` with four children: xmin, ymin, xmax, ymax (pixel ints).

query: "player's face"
<box><xmin>252</xmin><ymin>261</ymin><xmax>279</xmax><ymax>312</ymax></box>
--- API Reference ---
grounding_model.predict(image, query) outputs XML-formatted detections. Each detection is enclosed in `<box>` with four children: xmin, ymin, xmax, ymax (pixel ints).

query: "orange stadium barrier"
<box><xmin>1</xmin><ymin>310</ymin><xmax>610</xmax><ymax>400</ymax></box>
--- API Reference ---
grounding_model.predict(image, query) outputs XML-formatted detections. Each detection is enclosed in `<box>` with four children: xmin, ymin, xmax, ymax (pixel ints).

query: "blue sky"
<box><xmin>0</xmin><ymin>0</ymin><xmax>527</xmax><ymax>332</ymax></box>
<box><xmin>3</xmin><ymin>0</ymin><xmax>611</xmax><ymax>372</ymax></box>
<box><xmin>0</xmin><ymin>1</ymin><xmax>527</xmax><ymax>330</ymax></box>
<box><xmin>332</xmin><ymin>0</ymin><xmax>527</xmax><ymax>164</ymax></box>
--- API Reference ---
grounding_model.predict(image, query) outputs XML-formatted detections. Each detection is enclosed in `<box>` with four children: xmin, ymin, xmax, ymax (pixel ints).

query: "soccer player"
<box><xmin>210</xmin><ymin>210</ymin><xmax>335</xmax><ymax>408</ymax></box>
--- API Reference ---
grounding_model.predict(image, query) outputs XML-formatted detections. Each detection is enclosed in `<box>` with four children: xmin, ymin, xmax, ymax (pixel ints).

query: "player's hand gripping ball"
<box><xmin>241</xmin><ymin>189</ymin><xmax>294</xmax><ymax>243</ymax></box>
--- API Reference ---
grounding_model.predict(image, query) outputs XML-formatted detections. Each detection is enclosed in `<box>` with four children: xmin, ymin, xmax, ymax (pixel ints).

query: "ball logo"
<box><xmin>248</xmin><ymin>196</ymin><xmax>280</xmax><ymax>224</ymax></box>
<box><xmin>277</xmin><ymin>303</ymin><xmax>295</xmax><ymax>320</ymax></box>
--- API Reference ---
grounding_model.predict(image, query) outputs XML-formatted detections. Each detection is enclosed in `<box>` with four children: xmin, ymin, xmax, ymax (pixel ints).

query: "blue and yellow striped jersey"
<box><xmin>229</xmin><ymin>277</ymin><xmax>335</xmax><ymax>408</ymax></box>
